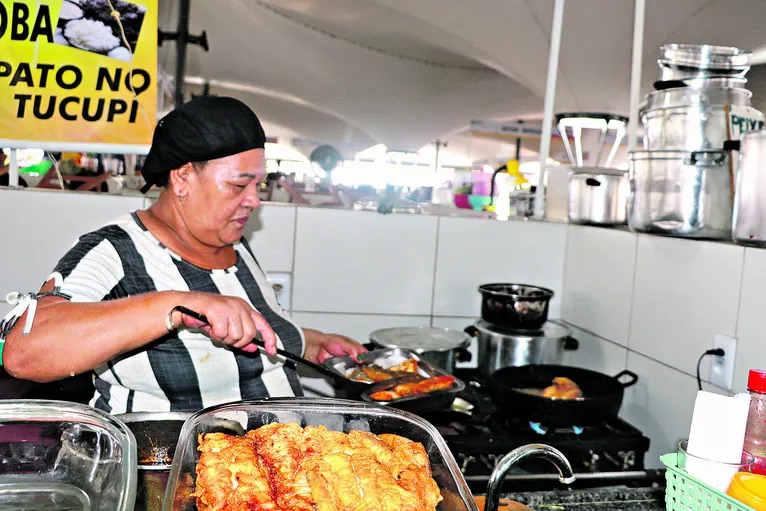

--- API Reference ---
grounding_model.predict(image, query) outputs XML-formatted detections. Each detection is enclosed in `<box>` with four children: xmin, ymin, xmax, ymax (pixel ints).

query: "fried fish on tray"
<box><xmin>346</xmin><ymin>358</ymin><xmax>421</xmax><ymax>383</ymax></box>
<box><xmin>193</xmin><ymin>424</ymin><xmax>442</xmax><ymax>511</ymax></box>
<box><xmin>387</xmin><ymin>358</ymin><xmax>419</xmax><ymax>374</ymax></box>
<box><xmin>369</xmin><ymin>375</ymin><xmax>455</xmax><ymax>401</ymax></box>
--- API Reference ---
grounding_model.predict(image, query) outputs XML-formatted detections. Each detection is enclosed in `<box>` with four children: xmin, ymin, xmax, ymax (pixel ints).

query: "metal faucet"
<box><xmin>484</xmin><ymin>444</ymin><xmax>576</xmax><ymax>511</ymax></box>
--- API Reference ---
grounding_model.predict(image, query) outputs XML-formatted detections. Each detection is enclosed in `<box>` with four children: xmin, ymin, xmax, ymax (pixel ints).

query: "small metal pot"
<box><xmin>478</xmin><ymin>283</ymin><xmax>554</xmax><ymax>330</ymax></box>
<box><xmin>369</xmin><ymin>326</ymin><xmax>471</xmax><ymax>373</ymax></box>
<box><xmin>568</xmin><ymin>167</ymin><xmax>629</xmax><ymax>225</ymax></box>
<box><xmin>629</xmin><ymin>150</ymin><xmax>732</xmax><ymax>239</ymax></box>
<box><xmin>466</xmin><ymin>320</ymin><xmax>577</xmax><ymax>376</ymax></box>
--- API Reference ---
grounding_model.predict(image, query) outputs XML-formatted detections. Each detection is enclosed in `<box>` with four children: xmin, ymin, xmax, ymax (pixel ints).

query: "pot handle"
<box><xmin>464</xmin><ymin>326</ymin><xmax>479</xmax><ymax>337</ymax></box>
<box><xmin>613</xmin><ymin>370</ymin><xmax>639</xmax><ymax>388</ymax></box>
<box><xmin>456</xmin><ymin>346</ymin><xmax>473</xmax><ymax>363</ymax></box>
<box><xmin>687</xmin><ymin>150</ymin><xmax>727</xmax><ymax>166</ymax></box>
<box><xmin>653</xmin><ymin>79</ymin><xmax>688</xmax><ymax>91</ymax></box>
<box><xmin>723</xmin><ymin>139</ymin><xmax>741</xmax><ymax>152</ymax></box>
<box><xmin>585</xmin><ymin>178</ymin><xmax>601</xmax><ymax>187</ymax></box>
<box><xmin>560</xmin><ymin>336</ymin><xmax>579</xmax><ymax>351</ymax></box>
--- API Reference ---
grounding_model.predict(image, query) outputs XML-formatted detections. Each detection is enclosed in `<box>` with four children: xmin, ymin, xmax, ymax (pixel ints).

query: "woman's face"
<box><xmin>181</xmin><ymin>148</ymin><xmax>265</xmax><ymax>247</ymax></box>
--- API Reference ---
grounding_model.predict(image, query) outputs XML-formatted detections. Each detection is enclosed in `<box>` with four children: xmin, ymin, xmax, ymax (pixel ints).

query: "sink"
<box><xmin>502</xmin><ymin>486</ymin><xmax>665</xmax><ymax>510</ymax></box>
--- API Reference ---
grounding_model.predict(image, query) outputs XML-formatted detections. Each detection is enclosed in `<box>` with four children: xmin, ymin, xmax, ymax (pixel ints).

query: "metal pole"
<box><xmin>534</xmin><ymin>0</ymin><xmax>566</xmax><ymax>217</ymax></box>
<box><xmin>175</xmin><ymin>0</ymin><xmax>191</xmax><ymax>108</ymax></box>
<box><xmin>627</xmin><ymin>0</ymin><xmax>646</xmax><ymax>153</ymax></box>
<box><xmin>8</xmin><ymin>149</ymin><xmax>19</xmax><ymax>187</ymax></box>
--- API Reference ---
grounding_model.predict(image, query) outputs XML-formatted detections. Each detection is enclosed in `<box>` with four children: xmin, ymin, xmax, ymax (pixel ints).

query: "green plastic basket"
<box><xmin>661</xmin><ymin>453</ymin><xmax>756</xmax><ymax>511</ymax></box>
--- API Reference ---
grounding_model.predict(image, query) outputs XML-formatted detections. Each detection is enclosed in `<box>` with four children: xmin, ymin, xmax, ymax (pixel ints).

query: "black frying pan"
<box><xmin>490</xmin><ymin>365</ymin><xmax>638</xmax><ymax>426</ymax></box>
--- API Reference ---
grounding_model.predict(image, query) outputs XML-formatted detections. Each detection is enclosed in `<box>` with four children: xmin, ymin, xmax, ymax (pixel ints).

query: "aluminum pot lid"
<box><xmin>659</xmin><ymin>44</ymin><xmax>751</xmax><ymax>70</ymax></box>
<box><xmin>370</xmin><ymin>326</ymin><xmax>470</xmax><ymax>352</ymax></box>
<box><xmin>473</xmin><ymin>319</ymin><xmax>570</xmax><ymax>341</ymax></box>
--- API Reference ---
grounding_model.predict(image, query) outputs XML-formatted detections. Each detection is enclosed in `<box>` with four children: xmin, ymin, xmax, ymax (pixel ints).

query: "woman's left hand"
<box><xmin>303</xmin><ymin>329</ymin><xmax>367</xmax><ymax>364</ymax></box>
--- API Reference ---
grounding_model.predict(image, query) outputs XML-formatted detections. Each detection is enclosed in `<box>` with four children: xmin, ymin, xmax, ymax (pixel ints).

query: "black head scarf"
<box><xmin>140</xmin><ymin>96</ymin><xmax>266</xmax><ymax>193</ymax></box>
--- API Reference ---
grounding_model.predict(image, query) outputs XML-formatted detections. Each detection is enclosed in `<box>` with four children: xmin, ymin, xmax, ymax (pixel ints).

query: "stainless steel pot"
<box><xmin>369</xmin><ymin>326</ymin><xmax>470</xmax><ymax>373</ymax></box>
<box><xmin>680</xmin><ymin>77</ymin><xmax>748</xmax><ymax>89</ymax></box>
<box><xmin>568</xmin><ymin>167</ymin><xmax>629</xmax><ymax>225</ymax></box>
<box><xmin>643</xmin><ymin>86</ymin><xmax>752</xmax><ymax>110</ymax></box>
<box><xmin>733</xmin><ymin>130</ymin><xmax>766</xmax><ymax>246</ymax></box>
<box><xmin>629</xmin><ymin>150</ymin><xmax>733</xmax><ymax>239</ymax></box>
<box><xmin>466</xmin><ymin>320</ymin><xmax>577</xmax><ymax>376</ymax></box>
<box><xmin>641</xmin><ymin>87</ymin><xmax>755</xmax><ymax>151</ymax></box>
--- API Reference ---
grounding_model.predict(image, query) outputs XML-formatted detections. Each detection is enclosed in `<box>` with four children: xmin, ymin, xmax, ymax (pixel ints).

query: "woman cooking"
<box><xmin>0</xmin><ymin>96</ymin><xmax>366</xmax><ymax>414</ymax></box>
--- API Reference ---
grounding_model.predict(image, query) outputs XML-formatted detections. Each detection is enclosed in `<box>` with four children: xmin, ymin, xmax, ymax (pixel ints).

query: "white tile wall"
<box><xmin>0</xmin><ymin>189</ymin><xmax>145</xmax><ymax>296</ymax></box>
<box><xmin>561</xmin><ymin>226</ymin><xmax>637</xmax><ymax>346</ymax></box>
<box><xmin>290</xmin><ymin>312</ymin><xmax>431</xmax><ymax>344</ymax></box>
<box><xmin>292</xmin><ymin>208</ymin><xmax>438</xmax><ymax>315</ymax></box>
<box><xmin>629</xmin><ymin>235</ymin><xmax>744</xmax><ymax>377</ymax></box>
<box><xmin>433</xmin><ymin>218</ymin><xmax>567</xmax><ymax>318</ymax></box>
<box><xmin>243</xmin><ymin>204</ymin><xmax>296</xmax><ymax>273</ymax></box>
<box><xmin>621</xmin><ymin>352</ymin><xmax>729</xmax><ymax>469</ymax></box>
<box><xmin>734</xmin><ymin>247</ymin><xmax>766</xmax><ymax>393</ymax></box>
<box><xmin>558</xmin><ymin>322</ymin><xmax>629</xmax><ymax>377</ymax></box>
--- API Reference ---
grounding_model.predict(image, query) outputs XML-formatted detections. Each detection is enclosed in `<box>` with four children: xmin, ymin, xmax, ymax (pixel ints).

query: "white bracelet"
<box><xmin>165</xmin><ymin>310</ymin><xmax>176</xmax><ymax>332</ymax></box>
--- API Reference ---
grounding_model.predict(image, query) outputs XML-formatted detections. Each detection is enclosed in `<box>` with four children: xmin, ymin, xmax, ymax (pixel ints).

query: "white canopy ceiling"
<box><xmin>158</xmin><ymin>0</ymin><xmax>766</xmax><ymax>156</ymax></box>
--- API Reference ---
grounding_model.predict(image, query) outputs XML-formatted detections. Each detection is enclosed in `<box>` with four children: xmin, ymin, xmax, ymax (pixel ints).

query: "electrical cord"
<box><xmin>697</xmin><ymin>348</ymin><xmax>726</xmax><ymax>390</ymax></box>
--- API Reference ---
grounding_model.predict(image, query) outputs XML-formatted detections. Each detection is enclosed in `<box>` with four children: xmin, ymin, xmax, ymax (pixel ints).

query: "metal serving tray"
<box><xmin>323</xmin><ymin>347</ymin><xmax>449</xmax><ymax>383</ymax></box>
<box><xmin>360</xmin><ymin>375</ymin><xmax>466</xmax><ymax>413</ymax></box>
<box><xmin>162</xmin><ymin>398</ymin><xmax>479</xmax><ymax>511</ymax></box>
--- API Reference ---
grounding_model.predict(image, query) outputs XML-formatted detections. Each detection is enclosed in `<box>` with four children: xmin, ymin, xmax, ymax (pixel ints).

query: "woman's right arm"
<box><xmin>2</xmin><ymin>287</ymin><xmax>277</xmax><ymax>383</ymax></box>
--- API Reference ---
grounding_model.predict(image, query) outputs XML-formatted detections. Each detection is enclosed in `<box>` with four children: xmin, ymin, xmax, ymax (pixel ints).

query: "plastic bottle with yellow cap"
<box><xmin>728</xmin><ymin>472</ymin><xmax>766</xmax><ymax>510</ymax></box>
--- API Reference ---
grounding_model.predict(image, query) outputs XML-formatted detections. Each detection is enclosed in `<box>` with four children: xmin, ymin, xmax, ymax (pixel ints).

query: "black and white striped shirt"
<box><xmin>51</xmin><ymin>212</ymin><xmax>304</xmax><ymax>414</ymax></box>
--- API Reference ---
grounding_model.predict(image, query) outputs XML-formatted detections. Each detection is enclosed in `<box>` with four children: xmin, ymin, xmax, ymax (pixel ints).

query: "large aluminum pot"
<box><xmin>629</xmin><ymin>150</ymin><xmax>732</xmax><ymax>239</ymax></box>
<box><xmin>641</xmin><ymin>87</ymin><xmax>757</xmax><ymax>151</ymax></box>
<box><xmin>465</xmin><ymin>320</ymin><xmax>578</xmax><ymax>376</ymax></box>
<box><xmin>568</xmin><ymin>167</ymin><xmax>629</xmax><ymax>225</ymax></box>
<box><xmin>644</xmin><ymin>86</ymin><xmax>752</xmax><ymax>110</ymax></box>
<box><xmin>733</xmin><ymin>130</ymin><xmax>766</xmax><ymax>246</ymax></box>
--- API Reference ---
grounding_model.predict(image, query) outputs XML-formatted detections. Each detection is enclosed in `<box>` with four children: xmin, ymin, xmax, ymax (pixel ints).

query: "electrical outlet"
<box><xmin>709</xmin><ymin>333</ymin><xmax>737</xmax><ymax>391</ymax></box>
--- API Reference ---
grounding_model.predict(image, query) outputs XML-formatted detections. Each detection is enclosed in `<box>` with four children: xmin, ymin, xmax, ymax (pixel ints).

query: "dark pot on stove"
<box><xmin>478</xmin><ymin>283</ymin><xmax>554</xmax><ymax>330</ymax></box>
<box><xmin>116</xmin><ymin>412</ymin><xmax>193</xmax><ymax>511</ymax></box>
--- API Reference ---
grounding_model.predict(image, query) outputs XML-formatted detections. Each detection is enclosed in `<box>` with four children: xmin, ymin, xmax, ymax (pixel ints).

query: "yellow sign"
<box><xmin>0</xmin><ymin>0</ymin><xmax>157</xmax><ymax>153</ymax></box>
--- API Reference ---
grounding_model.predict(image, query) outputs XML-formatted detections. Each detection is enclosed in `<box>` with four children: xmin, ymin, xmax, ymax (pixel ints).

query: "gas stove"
<box><xmin>419</xmin><ymin>369</ymin><xmax>659</xmax><ymax>493</ymax></box>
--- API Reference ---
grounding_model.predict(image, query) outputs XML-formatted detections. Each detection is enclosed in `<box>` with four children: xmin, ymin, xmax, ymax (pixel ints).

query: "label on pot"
<box><xmin>729</xmin><ymin>105</ymin><xmax>765</xmax><ymax>139</ymax></box>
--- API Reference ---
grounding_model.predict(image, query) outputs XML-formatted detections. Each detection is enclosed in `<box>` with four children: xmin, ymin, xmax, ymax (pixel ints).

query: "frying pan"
<box><xmin>489</xmin><ymin>365</ymin><xmax>638</xmax><ymax>426</ymax></box>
